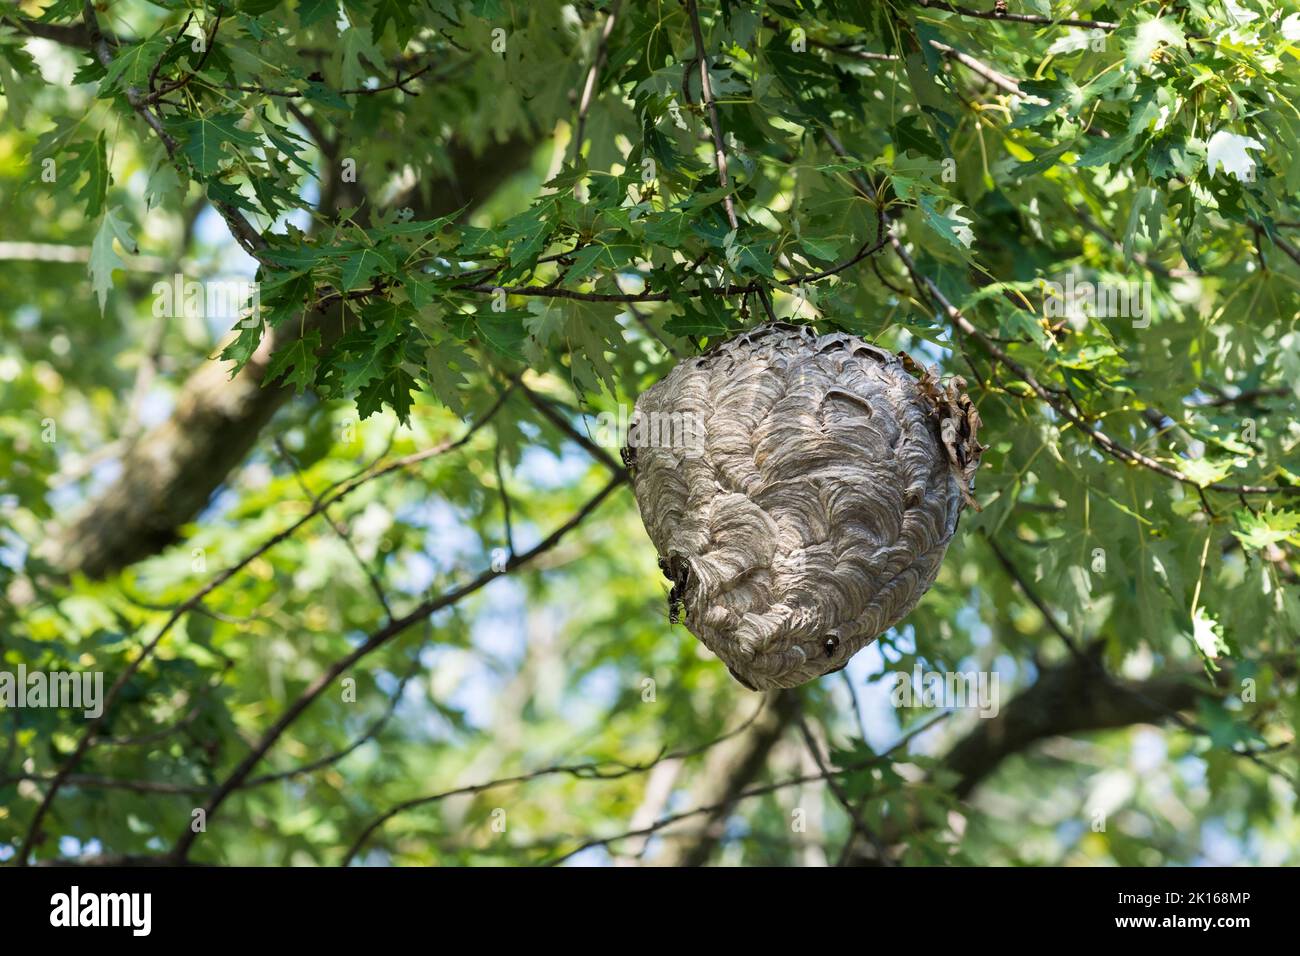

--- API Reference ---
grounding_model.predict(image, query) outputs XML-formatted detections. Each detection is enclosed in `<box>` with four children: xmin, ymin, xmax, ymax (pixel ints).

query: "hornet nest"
<box><xmin>626</xmin><ymin>322</ymin><xmax>984</xmax><ymax>691</ymax></box>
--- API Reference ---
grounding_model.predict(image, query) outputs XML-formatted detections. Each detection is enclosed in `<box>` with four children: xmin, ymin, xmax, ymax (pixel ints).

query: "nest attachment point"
<box><xmin>627</xmin><ymin>322</ymin><xmax>985</xmax><ymax>691</ymax></box>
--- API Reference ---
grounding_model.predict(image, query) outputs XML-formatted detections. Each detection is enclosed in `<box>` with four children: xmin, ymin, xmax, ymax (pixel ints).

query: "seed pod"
<box><xmin>628</xmin><ymin>322</ymin><xmax>984</xmax><ymax>690</ymax></box>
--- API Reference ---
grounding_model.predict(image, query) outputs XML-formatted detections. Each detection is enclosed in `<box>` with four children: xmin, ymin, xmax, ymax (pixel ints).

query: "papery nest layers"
<box><xmin>626</xmin><ymin>322</ymin><xmax>985</xmax><ymax>691</ymax></box>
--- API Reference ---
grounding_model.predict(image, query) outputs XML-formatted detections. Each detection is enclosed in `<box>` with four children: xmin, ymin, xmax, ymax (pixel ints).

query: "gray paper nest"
<box><xmin>626</xmin><ymin>322</ymin><xmax>985</xmax><ymax>691</ymax></box>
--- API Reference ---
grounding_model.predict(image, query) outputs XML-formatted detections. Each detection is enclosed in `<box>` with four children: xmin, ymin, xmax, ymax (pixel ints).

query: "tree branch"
<box><xmin>890</xmin><ymin>236</ymin><xmax>1297</xmax><ymax>497</ymax></box>
<box><xmin>572</xmin><ymin>0</ymin><xmax>621</xmax><ymax>160</ymax></box>
<box><xmin>47</xmin><ymin>131</ymin><xmax>538</xmax><ymax>579</ymax></box>
<box><xmin>686</xmin><ymin>0</ymin><xmax>739</xmax><ymax>232</ymax></box>
<box><xmin>912</xmin><ymin>1</ymin><xmax>1118</xmax><ymax>30</ymax></box>
<box><xmin>942</xmin><ymin>650</ymin><xmax>1216</xmax><ymax>799</ymax></box>
<box><xmin>342</xmin><ymin>695</ymin><xmax>770</xmax><ymax>865</ymax></box>
<box><xmin>552</xmin><ymin>710</ymin><xmax>950</xmax><ymax>865</ymax></box>
<box><xmin>82</xmin><ymin>3</ymin><xmax>266</xmax><ymax>260</ymax></box>
<box><xmin>171</xmin><ymin>473</ymin><xmax>626</xmax><ymax>862</ymax></box>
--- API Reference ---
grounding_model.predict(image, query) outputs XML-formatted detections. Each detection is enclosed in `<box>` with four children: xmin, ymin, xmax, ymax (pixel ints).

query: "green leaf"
<box><xmin>219</xmin><ymin>322</ymin><xmax>265</xmax><ymax>372</ymax></box>
<box><xmin>1125</xmin><ymin>18</ymin><xmax>1185</xmax><ymax>71</ymax></box>
<box><xmin>563</xmin><ymin>241</ymin><xmax>638</xmax><ymax>286</ymax></box>
<box><xmin>304</xmin><ymin>81</ymin><xmax>350</xmax><ymax>111</ymax></box>
<box><xmin>919</xmin><ymin>197</ymin><xmax>974</xmax><ymax>249</ymax></box>
<box><xmin>901</xmin><ymin>48</ymin><xmax>956</xmax><ymax>151</ymax></box>
<box><xmin>65</xmin><ymin>132</ymin><xmax>109</xmax><ymax>218</ymax></box>
<box><xmin>567</xmin><ymin>301</ymin><xmax>621</xmax><ymax>394</ymax></box>
<box><xmin>298</xmin><ymin>0</ymin><xmax>340</xmax><ymax>29</ymax></box>
<box><xmin>664</xmin><ymin>295</ymin><xmax>737</xmax><ymax>338</ymax></box>
<box><xmin>401</xmin><ymin>271</ymin><xmax>443</xmax><ymax>310</ymax></box>
<box><xmin>642</xmin><ymin>210</ymin><xmax>693</xmax><ymax>248</ymax></box>
<box><xmin>262</xmin><ymin>116</ymin><xmax>316</xmax><ymax>175</ymax></box>
<box><xmin>1190</xmin><ymin>606</ymin><xmax>1228</xmax><ymax>661</ymax></box>
<box><xmin>145</xmin><ymin>159</ymin><xmax>183</xmax><ymax>210</ymax></box>
<box><xmin>424</xmin><ymin>339</ymin><xmax>479</xmax><ymax>416</ymax></box>
<box><xmin>371</xmin><ymin>0</ymin><xmax>418</xmax><ymax>43</ymax></box>
<box><xmin>338</xmin><ymin>320</ymin><xmax>404</xmax><ymax>393</ymax></box>
<box><xmin>88</xmin><ymin>208</ymin><xmax>135</xmax><ymax>315</ymax></box>
<box><xmin>523</xmin><ymin>302</ymin><xmax>566</xmax><ymax>360</ymax></box>
<box><xmin>1012</xmin><ymin>141</ymin><xmax>1072</xmax><ymax>179</ymax></box>
<box><xmin>339</xmin><ymin>26</ymin><xmax>384</xmax><ymax>89</ymax></box>
<box><xmin>1176</xmin><ymin>456</ymin><xmax>1233</xmax><ymax>488</ymax></box>
<box><xmin>1232</xmin><ymin>508</ymin><xmax>1300</xmax><ymax>551</ymax></box>
<box><xmin>263</xmin><ymin>329</ymin><xmax>322</xmax><ymax>392</ymax></box>
<box><xmin>263</xmin><ymin>244</ymin><xmax>334</xmax><ymax>270</ymax></box>
<box><xmin>340</xmin><ymin>247</ymin><xmax>396</xmax><ymax>291</ymax></box>
<box><xmin>101</xmin><ymin>37</ymin><xmax>168</xmax><ymax>92</ymax></box>
<box><xmin>891</xmin><ymin>116</ymin><xmax>942</xmax><ymax>160</ymax></box>
<box><xmin>175</xmin><ymin>113</ymin><xmax>261</xmax><ymax>176</ymax></box>
<box><xmin>0</xmin><ymin>46</ymin><xmax>38</xmax><ymax>125</ymax></box>
<box><xmin>206</xmin><ymin>179</ymin><xmax>259</xmax><ymax>212</ymax></box>
<box><xmin>1122</xmin><ymin>187</ymin><xmax>1163</xmax><ymax>259</ymax></box>
<box><xmin>473</xmin><ymin>311</ymin><xmax>530</xmax><ymax>361</ymax></box>
<box><xmin>356</xmin><ymin>366</ymin><xmax>419</xmax><ymax>421</ymax></box>
<box><xmin>36</xmin><ymin>0</ymin><xmax>82</xmax><ymax>22</ymax></box>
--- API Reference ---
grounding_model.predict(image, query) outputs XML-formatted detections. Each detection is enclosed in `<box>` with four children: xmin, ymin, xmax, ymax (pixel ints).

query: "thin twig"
<box><xmin>796</xmin><ymin>715</ymin><xmax>893</xmax><ymax>866</ymax></box>
<box><xmin>544</xmin><ymin>711</ymin><xmax>952</xmax><ymax>865</ymax></box>
<box><xmin>274</xmin><ymin>437</ymin><xmax>394</xmax><ymax>621</ymax></box>
<box><xmin>519</xmin><ymin>384</ymin><xmax>627</xmax><ymax>478</ymax></box>
<box><xmin>572</xmin><ymin>0</ymin><xmax>621</xmax><ymax>160</ymax></box>
<box><xmin>343</xmin><ymin>696</ymin><xmax>769</xmax><ymax>864</ymax></box>
<box><xmin>985</xmin><ymin>535</ymin><xmax>1084</xmax><ymax>659</ymax></box>
<box><xmin>493</xmin><ymin>437</ymin><xmax>516</xmax><ymax>556</ymax></box>
<box><xmin>913</xmin><ymin>0</ymin><xmax>1118</xmax><ymax>30</ymax></box>
<box><xmin>82</xmin><ymin>3</ymin><xmax>267</xmax><ymax>261</ymax></box>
